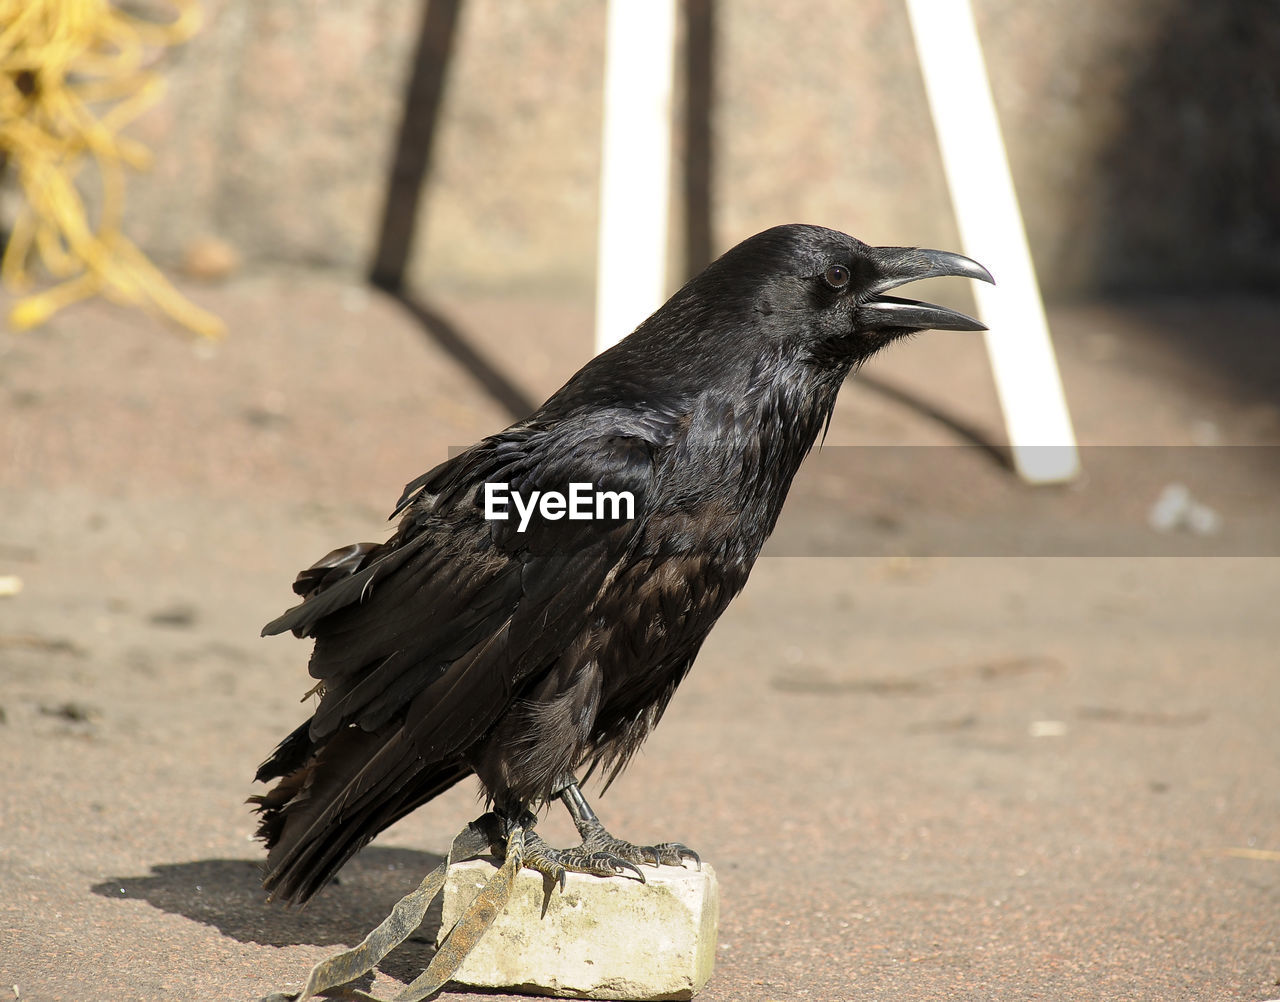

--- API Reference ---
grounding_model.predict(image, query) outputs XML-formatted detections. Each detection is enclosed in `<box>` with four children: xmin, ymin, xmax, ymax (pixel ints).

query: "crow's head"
<box><xmin>562</xmin><ymin>224</ymin><xmax>994</xmax><ymax>417</ymax></box>
<box><xmin>714</xmin><ymin>223</ymin><xmax>994</xmax><ymax>367</ymax></box>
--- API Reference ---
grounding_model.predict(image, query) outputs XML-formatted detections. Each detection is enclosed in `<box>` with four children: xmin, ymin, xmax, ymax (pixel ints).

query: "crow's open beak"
<box><xmin>856</xmin><ymin>246</ymin><xmax>994</xmax><ymax>332</ymax></box>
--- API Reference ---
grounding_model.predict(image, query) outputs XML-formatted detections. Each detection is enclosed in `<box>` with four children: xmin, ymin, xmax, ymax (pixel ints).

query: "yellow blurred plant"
<box><xmin>0</xmin><ymin>0</ymin><xmax>223</xmax><ymax>338</ymax></box>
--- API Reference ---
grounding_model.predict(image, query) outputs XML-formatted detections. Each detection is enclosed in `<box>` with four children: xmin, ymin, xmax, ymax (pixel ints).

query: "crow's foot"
<box><xmin>575</xmin><ymin>817</ymin><xmax>700</xmax><ymax>869</ymax></box>
<box><xmin>555</xmin><ymin>779</ymin><xmax>700</xmax><ymax>876</ymax></box>
<box><xmin>522</xmin><ymin>829</ymin><xmax>647</xmax><ymax>889</ymax></box>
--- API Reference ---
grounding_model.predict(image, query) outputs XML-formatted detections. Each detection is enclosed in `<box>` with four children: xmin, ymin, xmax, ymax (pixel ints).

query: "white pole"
<box><xmin>594</xmin><ymin>0</ymin><xmax>677</xmax><ymax>354</ymax></box>
<box><xmin>904</xmin><ymin>0</ymin><xmax>1080</xmax><ymax>484</ymax></box>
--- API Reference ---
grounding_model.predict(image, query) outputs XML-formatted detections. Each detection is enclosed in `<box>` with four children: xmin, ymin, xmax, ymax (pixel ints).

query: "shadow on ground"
<box><xmin>91</xmin><ymin>846</ymin><xmax>445</xmax><ymax>961</ymax></box>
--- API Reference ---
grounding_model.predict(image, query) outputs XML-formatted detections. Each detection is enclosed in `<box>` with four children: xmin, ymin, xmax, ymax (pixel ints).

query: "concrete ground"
<box><xmin>1</xmin><ymin>275</ymin><xmax>1277</xmax><ymax>1001</ymax></box>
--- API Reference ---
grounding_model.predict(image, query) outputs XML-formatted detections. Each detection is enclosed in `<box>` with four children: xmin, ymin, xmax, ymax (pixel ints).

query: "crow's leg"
<box><xmin>560</xmin><ymin>781</ymin><xmax>700</xmax><ymax>869</ymax></box>
<box><xmin>498</xmin><ymin>782</ymin><xmax>699</xmax><ymax>888</ymax></box>
<box><xmin>521</xmin><ymin>780</ymin><xmax>699</xmax><ymax>887</ymax></box>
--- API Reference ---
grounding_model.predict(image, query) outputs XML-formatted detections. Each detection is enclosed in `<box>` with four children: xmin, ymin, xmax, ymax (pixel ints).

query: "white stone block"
<box><xmin>438</xmin><ymin>857</ymin><xmax>718</xmax><ymax>1000</ymax></box>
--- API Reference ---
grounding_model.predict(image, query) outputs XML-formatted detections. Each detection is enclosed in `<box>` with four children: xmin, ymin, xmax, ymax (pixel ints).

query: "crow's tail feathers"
<box><xmin>250</xmin><ymin>722</ymin><xmax>470</xmax><ymax>905</ymax></box>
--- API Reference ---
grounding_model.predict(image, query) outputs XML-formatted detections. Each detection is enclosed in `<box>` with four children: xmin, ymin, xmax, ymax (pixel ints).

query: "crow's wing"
<box><xmin>264</xmin><ymin>425</ymin><xmax>659</xmax><ymax>760</ymax></box>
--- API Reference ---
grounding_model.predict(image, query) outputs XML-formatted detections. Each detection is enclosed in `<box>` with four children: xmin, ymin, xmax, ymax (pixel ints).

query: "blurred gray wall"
<box><xmin>125</xmin><ymin>0</ymin><xmax>1280</xmax><ymax>300</ymax></box>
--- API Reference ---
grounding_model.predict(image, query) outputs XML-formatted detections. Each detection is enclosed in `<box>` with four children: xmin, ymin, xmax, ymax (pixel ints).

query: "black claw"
<box><xmin>614</xmin><ymin>858</ymin><xmax>646</xmax><ymax>883</ymax></box>
<box><xmin>674</xmin><ymin>844</ymin><xmax>701</xmax><ymax>869</ymax></box>
<box><xmin>640</xmin><ymin>841</ymin><xmax>699</xmax><ymax>868</ymax></box>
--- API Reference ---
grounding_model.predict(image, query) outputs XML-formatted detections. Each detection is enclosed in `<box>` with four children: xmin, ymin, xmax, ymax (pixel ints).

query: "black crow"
<box><xmin>253</xmin><ymin>223</ymin><xmax>992</xmax><ymax>903</ymax></box>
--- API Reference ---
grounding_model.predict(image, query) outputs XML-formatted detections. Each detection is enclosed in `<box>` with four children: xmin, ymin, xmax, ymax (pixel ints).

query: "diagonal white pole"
<box><xmin>905</xmin><ymin>0</ymin><xmax>1080</xmax><ymax>483</ymax></box>
<box><xmin>594</xmin><ymin>0</ymin><xmax>677</xmax><ymax>354</ymax></box>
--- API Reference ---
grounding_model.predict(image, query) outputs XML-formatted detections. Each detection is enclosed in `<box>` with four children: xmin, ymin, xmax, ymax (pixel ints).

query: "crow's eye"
<box><xmin>823</xmin><ymin>264</ymin><xmax>850</xmax><ymax>290</ymax></box>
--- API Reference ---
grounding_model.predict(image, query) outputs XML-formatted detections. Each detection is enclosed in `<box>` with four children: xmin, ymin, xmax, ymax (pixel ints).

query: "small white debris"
<box><xmin>0</xmin><ymin>576</ymin><xmax>22</xmax><ymax>597</ymax></box>
<box><xmin>1029</xmin><ymin>720</ymin><xmax>1068</xmax><ymax>738</ymax></box>
<box><xmin>1148</xmin><ymin>483</ymin><xmax>1191</xmax><ymax>532</ymax></box>
<box><xmin>1148</xmin><ymin>483</ymin><xmax>1221</xmax><ymax>536</ymax></box>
